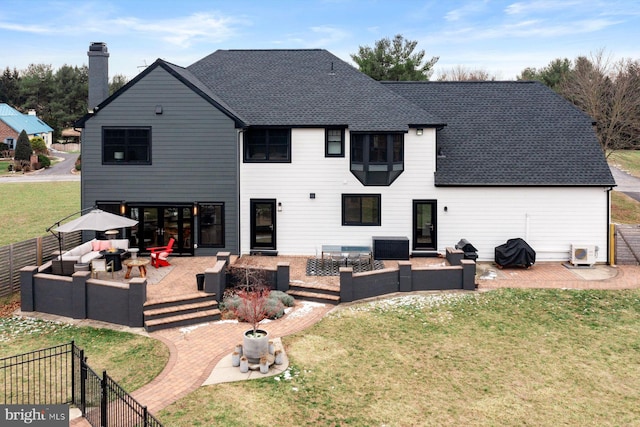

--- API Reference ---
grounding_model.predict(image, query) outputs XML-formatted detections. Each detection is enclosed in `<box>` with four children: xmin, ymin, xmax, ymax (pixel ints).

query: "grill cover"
<box><xmin>494</xmin><ymin>238</ymin><xmax>536</xmax><ymax>268</ymax></box>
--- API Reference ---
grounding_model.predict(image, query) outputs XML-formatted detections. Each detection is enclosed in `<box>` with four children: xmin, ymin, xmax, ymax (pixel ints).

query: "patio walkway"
<box><xmin>60</xmin><ymin>256</ymin><xmax>640</xmax><ymax>426</ymax></box>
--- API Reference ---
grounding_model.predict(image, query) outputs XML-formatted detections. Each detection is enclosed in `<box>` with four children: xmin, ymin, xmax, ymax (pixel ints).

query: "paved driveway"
<box><xmin>610</xmin><ymin>164</ymin><xmax>640</xmax><ymax>201</ymax></box>
<box><xmin>1</xmin><ymin>150</ymin><xmax>80</xmax><ymax>183</ymax></box>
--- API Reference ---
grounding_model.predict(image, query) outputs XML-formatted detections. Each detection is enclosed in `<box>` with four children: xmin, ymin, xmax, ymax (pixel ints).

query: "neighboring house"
<box><xmin>0</xmin><ymin>103</ymin><xmax>54</xmax><ymax>149</ymax></box>
<box><xmin>76</xmin><ymin>43</ymin><xmax>615</xmax><ymax>262</ymax></box>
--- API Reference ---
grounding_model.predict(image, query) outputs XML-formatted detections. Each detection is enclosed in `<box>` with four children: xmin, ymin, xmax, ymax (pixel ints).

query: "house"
<box><xmin>0</xmin><ymin>103</ymin><xmax>54</xmax><ymax>149</ymax></box>
<box><xmin>76</xmin><ymin>43</ymin><xmax>615</xmax><ymax>263</ymax></box>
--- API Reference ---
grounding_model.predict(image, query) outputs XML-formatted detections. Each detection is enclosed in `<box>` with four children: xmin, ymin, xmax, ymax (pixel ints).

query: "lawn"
<box><xmin>159</xmin><ymin>289</ymin><xmax>640</xmax><ymax>426</ymax></box>
<box><xmin>609</xmin><ymin>150</ymin><xmax>640</xmax><ymax>177</ymax></box>
<box><xmin>0</xmin><ymin>181</ymin><xmax>80</xmax><ymax>246</ymax></box>
<box><xmin>0</xmin><ymin>301</ymin><xmax>169</xmax><ymax>393</ymax></box>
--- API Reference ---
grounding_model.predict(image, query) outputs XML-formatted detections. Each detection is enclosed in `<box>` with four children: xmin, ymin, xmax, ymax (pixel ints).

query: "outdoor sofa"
<box><xmin>51</xmin><ymin>238</ymin><xmax>130</xmax><ymax>275</ymax></box>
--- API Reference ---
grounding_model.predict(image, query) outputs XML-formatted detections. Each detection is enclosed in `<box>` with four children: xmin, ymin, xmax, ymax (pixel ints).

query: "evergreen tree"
<box><xmin>351</xmin><ymin>34</ymin><xmax>439</xmax><ymax>81</ymax></box>
<box><xmin>14</xmin><ymin>130</ymin><xmax>32</xmax><ymax>161</ymax></box>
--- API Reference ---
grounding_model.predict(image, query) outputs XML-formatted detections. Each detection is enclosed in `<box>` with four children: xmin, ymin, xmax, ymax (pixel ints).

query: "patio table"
<box><xmin>123</xmin><ymin>258</ymin><xmax>150</xmax><ymax>279</ymax></box>
<box><xmin>321</xmin><ymin>245</ymin><xmax>372</xmax><ymax>267</ymax></box>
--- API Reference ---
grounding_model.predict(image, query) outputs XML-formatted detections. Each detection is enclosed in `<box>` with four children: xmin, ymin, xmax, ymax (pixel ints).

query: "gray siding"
<box><xmin>82</xmin><ymin>67</ymin><xmax>239</xmax><ymax>253</ymax></box>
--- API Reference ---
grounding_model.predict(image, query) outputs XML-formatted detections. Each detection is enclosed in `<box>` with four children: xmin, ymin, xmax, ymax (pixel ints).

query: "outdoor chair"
<box><xmin>92</xmin><ymin>259</ymin><xmax>114</xmax><ymax>279</ymax></box>
<box><xmin>149</xmin><ymin>238</ymin><xmax>175</xmax><ymax>268</ymax></box>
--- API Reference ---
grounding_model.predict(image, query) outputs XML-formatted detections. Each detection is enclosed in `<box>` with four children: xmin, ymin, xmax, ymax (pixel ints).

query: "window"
<box><xmin>244</xmin><ymin>128</ymin><xmax>291</xmax><ymax>162</ymax></box>
<box><xmin>350</xmin><ymin>133</ymin><xmax>404</xmax><ymax>185</ymax></box>
<box><xmin>342</xmin><ymin>194</ymin><xmax>381</xmax><ymax>226</ymax></box>
<box><xmin>325</xmin><ymin>128</ymin><xmax>344</xmax><ymax>157</ymax></box>
<box><xmin>5</xmin><ymin>138</ymin><xmax>14</xmax><ymax>149</ymax></box>
<box><xmin>103</xmin><ymin>127</ymin><xmax>151</xmax><ymax>164</ymax></box>
<box><xmin>198</xmin><ymin>203</ymin><xmax>224</xmax><ymax>247</ymax></box>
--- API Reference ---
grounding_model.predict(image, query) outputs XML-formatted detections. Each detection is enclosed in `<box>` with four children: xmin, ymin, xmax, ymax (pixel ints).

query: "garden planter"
<box><xmin>243</xmin><ymin>329</ymin><xmax>270</xmax><ymax>363</ymax></box>
<box><xmin>239</xmin><ymin>356</ymin><xmax>249</xmax><ymax>373</ymax></box>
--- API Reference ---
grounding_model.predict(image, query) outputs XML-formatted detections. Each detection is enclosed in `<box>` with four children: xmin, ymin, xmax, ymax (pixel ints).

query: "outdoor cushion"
<box><xmin>91</xmin><ymin>240</ymin><xmax>101</xmax><ymax>251</ymax></box>
<box><xmin>99</xmin><ymin>240</ymin><xmax>111</xmax><ymax>251</ymax></box>
<box><xmin>80</xmin><ymin>251</ymin><xmax>102</xmax><ymax>264</ymax></box>
<box><xmin>111</xmin><ymin>239</ymin><xmax>129</xmax><ymax>251</ymax></box>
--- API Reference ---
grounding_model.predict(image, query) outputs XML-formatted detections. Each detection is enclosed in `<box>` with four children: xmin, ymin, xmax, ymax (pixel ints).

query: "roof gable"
<box><xmin>75</xmin><ymin>60</ymin><xmax>247</xmax><ymax>128</ymax></box>
<box><xmin>187</xmin><ymin>49</ymin><xmax>443</xmax><ymax>132</ymax></box>
<box><xmin>385</xmin><ymin>81</ymin><xmax>615</xmax><ymax>187</ymax></box>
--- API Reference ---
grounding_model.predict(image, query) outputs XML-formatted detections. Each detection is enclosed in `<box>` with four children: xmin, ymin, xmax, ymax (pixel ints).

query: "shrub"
<box><xmin>264</xmin><ymin>297</ymin><xmax>286</xmax><ymax>319</ymax></box>
<box><xmin>14</xmin><ymin>130</ymin><xmax>32</xmax><ymax>161</ymax></box>
<box><xmin>30</xmin><ymin>136</ymin><xmax>48</xmax><ymax>155</ymax></box>
<box><xmin>37</xmin><ymin>154</ymin><xmax>51</xmax><ymax>168</ymax></box>
<box><xmin>269</xmin><ymin>290</ymin><xmax>295</xmax><ymax>307</ymax></box>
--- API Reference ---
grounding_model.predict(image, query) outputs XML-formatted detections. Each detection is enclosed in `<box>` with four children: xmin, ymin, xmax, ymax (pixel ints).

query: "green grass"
<box><xmin>159</xmin><ymin>290</ymin><xmax>640</xmax><ymax>426</ymax></box>
<box><xmin>609</xmin><ymin>150</ymin><xmax>640</xmax><ymax>178</ymax></box>
<box><xmin>0</xmin><ymin>315</ymin><xmax>169</xmax><ymax>393</ymax></box>
<box><xmin>0</xmin><ymin>181</ymin><xmax>80</xmax><ymax>246</ymax></box>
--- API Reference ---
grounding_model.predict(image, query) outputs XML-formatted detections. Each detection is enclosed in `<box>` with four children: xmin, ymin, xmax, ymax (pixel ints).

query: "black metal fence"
<box><xmin>0</xmin><ymin>341</ymin><xmax>162</xmax><ymax>427</ymax></box>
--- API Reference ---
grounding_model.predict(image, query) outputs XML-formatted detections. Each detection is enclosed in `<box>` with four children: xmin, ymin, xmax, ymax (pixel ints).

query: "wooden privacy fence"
<box><xmin>0</xmin><ymin>231</ymin><xmax>81</xmax><ymax>297</ymax></box>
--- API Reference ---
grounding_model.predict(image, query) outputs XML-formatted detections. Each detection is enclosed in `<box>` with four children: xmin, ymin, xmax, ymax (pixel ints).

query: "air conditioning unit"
<box><xmin>570</xmin><ymin>244</ymin><xmax>597</xmax><ymax>266</ymax></box>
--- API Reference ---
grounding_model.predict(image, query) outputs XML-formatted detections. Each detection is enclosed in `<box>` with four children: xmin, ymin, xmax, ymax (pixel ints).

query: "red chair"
<box><xmin>149</xmin><ymin>238</ymin><xmax>175</xmax><ymax>268</ymax></box>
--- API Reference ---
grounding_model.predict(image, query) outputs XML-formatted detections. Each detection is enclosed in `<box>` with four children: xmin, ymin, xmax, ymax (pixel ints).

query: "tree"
<box><xmin>559</xmin><ymin>52</ymin><xmax>640</xmax><ymax>153</ymax></box>
<box><xmin>0</xmin><ymin>67</ymin><xmax>21</xmax><ymax>104</ymax></box>
<box><xmin>109</xmin><ymin>74</ymin><xmax>128</xmax><ymax>95</ymax></box>
<box><xmin>29</xmin><ymin>136</ymin><xmax>47</xmax><ymax>155</ymax></box>
<box><xmin>517</xmin><ymin>58</ymin><xmax>573</xmax><ymax>92</ymax></box>
<box><xmin>519</xmin><ymin>51</ymin><xmax>640</xmax><ymax>153</ymax></box>
<box><xmin>14</xmin><ymin>130</ymin><xmax>32</xmax><ymax>162</ymax></box>
<box><xmin>437</xmin><ymin>65</ymin><xmax>498</xmax><ymax>81</ymax></box>
<box><xmin>351</xmin><ymin>34</ymin><xmax>439</xmax><ymax>81</ymax></box>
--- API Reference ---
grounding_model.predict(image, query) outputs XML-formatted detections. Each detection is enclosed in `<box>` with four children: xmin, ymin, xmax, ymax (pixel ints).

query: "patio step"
<box><xmin>144</xmin><ymin>309</ymin><xmax>221</xmax><ymax>332</ymax></box>
<box><xmin>287</xmin><ymin>282</ymin><xmax>341</xmax><ymax>305</ymax></box>
<box><xmin>287</xmin><ymin>289</ymin><xmax>340</xmax><ymax>305</ymax></box>
<box><xmin>144</xmin><ymin>293</ymin><xmax>221</xmax><ymax>332</ymax></box>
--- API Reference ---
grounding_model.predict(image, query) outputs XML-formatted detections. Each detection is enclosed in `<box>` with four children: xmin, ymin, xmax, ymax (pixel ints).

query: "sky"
<box><xmin>1</xmin><ymin>0</ymin><xmax>639</xmax><ymax>80</ymax></box>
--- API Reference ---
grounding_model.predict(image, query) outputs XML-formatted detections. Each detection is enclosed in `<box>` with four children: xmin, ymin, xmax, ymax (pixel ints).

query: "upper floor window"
<box><xmin>244</xmin><ymin>128</ymin><xmax>291</xmax><ymax>162</ymax></box>
<box><xmin>351</xmin><ymin>133</ymin><xmax>404</xmax><ymax>186</ymax></box>
<box><xmin>325</xmin><ymin>128</ymin><xmax>344</xmax><ymax>157</ymax></box>
<box><xmin>103</xmin><ymin>127</ymin><xmax>151</xmax><ymax>165</ymax></box>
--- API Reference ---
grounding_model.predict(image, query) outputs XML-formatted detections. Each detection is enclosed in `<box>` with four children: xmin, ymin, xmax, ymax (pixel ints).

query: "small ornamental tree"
<box><xmin>14</xmin><ymin>130</ymin><xmax>32</xmax><ymax>162</ymax></box>
<box><xmin>30</xmin><ymin>136</ymin><xmax>48</xmax><ymax>155</ymax></box>
<box><xmin>234</xmin><ymin>286</ymin><xmax>272</xmax><ymax>336</ymax></box>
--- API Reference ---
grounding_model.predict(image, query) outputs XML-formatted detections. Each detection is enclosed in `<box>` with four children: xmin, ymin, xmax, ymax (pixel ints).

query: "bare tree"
<box><xmin>436</xmin><ymin>65</ymin><xmax>498</xmax><ymax>81</ymax></box>
<box><xmin>559</xmin><ymin>50</ymin><xmax>640</xmax><ymax>154</ymax></box>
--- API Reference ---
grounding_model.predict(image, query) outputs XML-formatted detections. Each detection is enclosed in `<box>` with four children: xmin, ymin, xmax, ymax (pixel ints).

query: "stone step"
<box><xmin>144</xmin><ymin>299</ymin><xmax>219</xmax><ymax>321</ymax></box>
<box><xmin>287</xmin><ymin>289</ymin><xmax>340</xmax><ymax>305</ymax></box>
<box><xmin>144</xmin><ymin>292</ymin><xmax>215</xmax><ymax>310</ymax></box>
<box><xmin>144</xmin><ymin>309</ymin><xmax>221</xmax><ymax>332</ymax></box>
<box><xmin>288</xmin><ymin>281</ymin><xmax>340</xmax><ymax>296</ymax></box>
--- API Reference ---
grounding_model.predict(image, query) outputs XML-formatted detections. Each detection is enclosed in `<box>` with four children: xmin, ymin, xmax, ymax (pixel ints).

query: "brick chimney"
<box><xmin>87</xmin><ymin>42</ymin><xmax>109</xmax><ymax>112</ymax></box>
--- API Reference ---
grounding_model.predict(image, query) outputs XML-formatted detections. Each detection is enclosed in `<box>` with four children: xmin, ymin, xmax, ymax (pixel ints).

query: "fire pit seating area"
<box><xmin>52</xmin><ymin>238</ymin><xmax>130</xmax><ymax>275</ymax></box>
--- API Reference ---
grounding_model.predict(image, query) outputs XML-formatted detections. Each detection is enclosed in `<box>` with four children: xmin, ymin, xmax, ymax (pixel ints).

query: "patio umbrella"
<box><xmin>54</xmin><ymin>209</ymin><xmax>137</xmax><ymax>233</ymax></box>
<box><xmin>48</xmin><ymin>208</ymin><xmax>138</xmax><ymax>275</ymax></box>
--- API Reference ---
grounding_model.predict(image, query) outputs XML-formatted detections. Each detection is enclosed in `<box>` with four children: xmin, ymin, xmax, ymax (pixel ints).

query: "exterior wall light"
<box><xmin>277</xmin><ymin>202</ymin><xmax>283</xmax><ymax>212</ymax></box>
<box><xmin>416</xmin><ymin>128</ymin><xmax>423</xmax><ymax>136</ymax></box>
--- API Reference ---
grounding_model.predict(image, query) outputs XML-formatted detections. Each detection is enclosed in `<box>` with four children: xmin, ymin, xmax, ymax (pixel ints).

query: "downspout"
<box><xmin>607</xmin><ymin>186</ymin><xmax>614</xmax><ymax>265</ymax></box>
<box><xmin>237</xmin><ymin>128</ymin><xmax>246</xmax><ymax>255</ymax></box>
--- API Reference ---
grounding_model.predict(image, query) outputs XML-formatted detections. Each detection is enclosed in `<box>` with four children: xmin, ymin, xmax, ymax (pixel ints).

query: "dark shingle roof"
<box><xmin>385</xmin><ymin>81</ymin><xmax>615</xmax><ymax>186</ymax></box>
<box><xmin>188</xmin><ymin>49</ymin><xmax>443</xmax><ymax>132</ymax></box>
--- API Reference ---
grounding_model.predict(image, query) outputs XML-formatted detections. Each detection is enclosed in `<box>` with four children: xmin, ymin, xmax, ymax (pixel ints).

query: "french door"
<box><xmin>413</xmin><ymin>200</ymin><xmax>437</xmax><ymax>251</ymax></box>
<box><xmin>129</xmin><ymin>205</ymin><xmax>194</xmax><ymax>255</ymax></box>
<box><xmin>250</xmin><ymin>199</ymin><xmax>276</xmax><ymax>250</ymax></box>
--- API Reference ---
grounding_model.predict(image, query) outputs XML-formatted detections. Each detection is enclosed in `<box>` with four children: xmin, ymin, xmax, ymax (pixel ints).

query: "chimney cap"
<box><xmin>89</xmin><ymin>42</ymin><xmax>108</xmax><ymax>53</ymax></box>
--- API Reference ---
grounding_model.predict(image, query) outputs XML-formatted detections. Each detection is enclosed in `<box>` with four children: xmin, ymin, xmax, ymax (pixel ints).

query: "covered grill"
<box><xmin>494</xmin><ymin>238</ymin><xmax>536</xmax><ymax>268</ymax></box>
<box><xmin>455</xmin><ymin>239</ymin><xmax>478</xmax><ymax>261</ymax></box>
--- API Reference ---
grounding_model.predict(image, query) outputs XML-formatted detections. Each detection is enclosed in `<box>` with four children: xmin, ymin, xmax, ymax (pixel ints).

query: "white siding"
<box><xmin>240</xmin><ymin>128</ymin><xmax>611</xmax><ymax>262</ymax></box>
<box><xmin>240</xmin><ymin>127</ymin><xmax>437</xmax><ymax>255</ymax></box>
<box><xmin>436</xmin><ymin>187</ymin><xmax>610</xmax><ymax>262</ymax></box>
